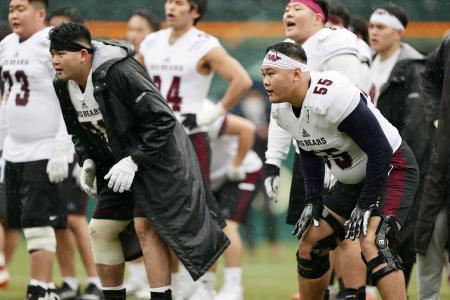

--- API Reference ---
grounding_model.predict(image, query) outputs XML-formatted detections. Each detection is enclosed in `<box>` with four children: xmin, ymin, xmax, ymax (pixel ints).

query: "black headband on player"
<box><xmin>49</xmin><ymin>38</ymin><xmax>94</xmax><ymax>54</ymax></box>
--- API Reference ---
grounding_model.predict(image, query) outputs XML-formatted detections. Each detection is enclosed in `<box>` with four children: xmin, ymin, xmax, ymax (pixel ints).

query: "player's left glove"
<box><xmin>104</xmin><ymin>156</ymin><xmax>138</xmax><ymax>193</ymax></box>
<box><xmin>46</xmin><ymin>143</ymin><xmax>69</xmax><ymax>183</ymax></box>
<box><xmin>264</xmin><ymin>164</ymin><xmax>280</xmax><ymax>202</ymax></box>
<box><xmin>181</xmin><ymin>103</ymin><xmax>226</xmax><ymax>130</ymax></box>
<box><xmin>292</xmin><ymin>201</ymin><xmax>323</xmax><ymax>239</ymax></box>
<box><xmin>227</xmin><ymin>164</ymin><xmax>246</xmax><ymax>181</ymax></box>
<box><xmin>344</xmin><ymin>204</ymin><xmax>375</xmax><ymax>240</ymax></box>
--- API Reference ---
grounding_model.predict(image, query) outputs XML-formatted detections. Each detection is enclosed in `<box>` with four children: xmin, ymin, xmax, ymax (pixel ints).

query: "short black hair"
<box><xmin>10</xmin><ymin>0</ymin><xmax>48</xmax><ymax>9</ymax></box>
<box><xmin>328</xmin><ymin>2</ymin><xmax>350</xmax><ymax>27</ymax></box>
<box><xmin>188</xmin><ymin>0</ymin><xmax>207</xmax><ymax>25</ymax></box>
<box><xmin>375</xmin><ymin>3</ymin><xmax>408</xmax><ymax>28</ymax></box>
<box><xmin>266</xmin><ymin>42</ymin><xmax>308</xmax><ymax>64</ymax></box>
<box><xmin>349</xmin><ymin>15</ymin><xmax>369</xmax><ymax>44</ymax></box>
<box><xmin>49</xmin><ymin>23</ymin><xmax>92</xmax><ymax>48</ymax></box>
<box><xmin>128</xmin><ymin>8</ymin><xmax>161</xmax><ymax>31</ymax></box>
<box><xmin>315</xmin><ymin>0</ymin><xmax>329</xmax><ymax>23</ymax></box>
<box><xmin>47</xmin><ymin>6</ymin><xmax>84</xmax><ymax>24</ymax></box>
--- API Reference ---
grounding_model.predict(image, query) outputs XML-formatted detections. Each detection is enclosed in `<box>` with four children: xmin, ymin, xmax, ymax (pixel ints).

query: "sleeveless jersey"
<box><xmin>0</xmin><ymin>27</ymin><xmax>73</xmax><ymax>162</ymax></box>
<box><xmin>208</xmin><ymin>115</ymin><xmax>263</xmax><ymax>190</ymax></box>
<box><xmin>272</xmin><ymin>71</ymin><xmax>401</xmax><ymax>184</ymax></box>
<box><xmin>140</xmin><ymin>27</ymin><xmax>221</xmax><ymax>133</ymax></box>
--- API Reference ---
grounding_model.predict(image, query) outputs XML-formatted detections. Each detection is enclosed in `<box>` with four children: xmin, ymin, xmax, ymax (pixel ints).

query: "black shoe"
<box><xmin>55</xmin><ymin>282</ymin><xmax>79</xmax><ymax>300</ymax></box>
<box><xmin>25</xmin><ymin>285</ymin><xmax>47</xmax><ymax>300</ymax></box>
<box><xmin>47</xmin><ymin>288</ymin><xmax>61</xmax><ymax>300</ymax></box>
<box><xmin>80</xmin><ymin>283</ymin><xmax>104</xmax><ymax>300</ymax></box>
<box><xmin>102</xmin><ymin>288</ymin><xmax>124</xmax><ymax>300</ymax></box>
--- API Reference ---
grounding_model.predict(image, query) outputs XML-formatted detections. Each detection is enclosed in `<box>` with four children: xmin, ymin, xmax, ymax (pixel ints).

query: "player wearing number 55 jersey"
<box><xmin>138</xmin><ymin>0</ymin><xmax>251</xmax><ymax>181</ymax></box>
<box><xmin>0</xmin><ymin>1</ymin><xmax>74</xmax><ymax>299</ymax></box>
<box><xmin>261</xmin><ymin>42</ymin><xmax>418</xmax><ymax>300</ymax></box>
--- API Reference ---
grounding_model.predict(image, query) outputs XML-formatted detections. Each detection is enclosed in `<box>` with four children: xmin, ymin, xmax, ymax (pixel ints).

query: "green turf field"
<box><xmin>1</xmin><ymin>240</ymin><xmax>450</xmax><ymax>299</ymax></box>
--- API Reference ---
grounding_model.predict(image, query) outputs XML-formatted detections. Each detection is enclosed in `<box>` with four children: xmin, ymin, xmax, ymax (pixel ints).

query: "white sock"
<box><xmin>30</xmin><ymin>279</ymin><xmax>47</xmax><ymax>289</ymax></box>
<box><xmin>0</xmin><ymin>253</ymin><xmax>5</xmax><ymax>267</ymax></box>
<box><xmin>128</xmin><ymin>262</ymin><xmax>146</xmax><ymax>283</ymax></box>
<box><xmin>201</xmin><ymin>272</ymin><xmax>216</xmax><ymax>291</ymax></box>
<box><xmin>47</xmin><ymin>282</ymin><xmax>55</xmax><ymax>289</ymax></box>
<box><xmin>150</xmin><ymin>285</ymin><xmax>171</xmax><ymax>293</ymax></box>
<box><xmin>224</xmin><ymin>267</ymin><xmax>242</xmax><ymax>287</ymax></box>
<box><xmin>103</xmin><ymin>285</ymin><xmax>124</xmax><ymax>291</ymax></box>
<box><xmin>63</xmin><ymin>277</ymin><xmax>79</xmax><ymax>290</ymax></box>
<box><xmin>87</xmin><ymin>277</ymin><xmax>102</xmax><ymax>289</ymax></box>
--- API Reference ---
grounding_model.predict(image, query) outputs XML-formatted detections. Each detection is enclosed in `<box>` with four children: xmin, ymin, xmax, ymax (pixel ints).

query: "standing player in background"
<box><xmin>124</xmin><ymin>8</ymin><xmax>161</xmax><ymax>299</ymax></box>
<box><xmin>262</xmin><ymin>42</ymin><xmax>418</xmax><ymax>300</ymax></box>
<box><xmin>126</xmin><ymin>9</ymin><xmax>161</xmax><ymax>51</ymax></box>
<box><xmin>138</xmin><ymin>0</ymin><xmax>251</xmax><ymax>298</ymax></box>
<box><xmin>368</xmin><ymin>3</ymin><xmax>431</xmax><ymax>289</ymax></box>
<box><xmin>206</xmin><ymin>102</ymin><xmax>264</xmax><ymax>300</ymax></box>
<box><xmin>0</xmin><ymin>0</ymin><xmax>73</xmax><ymax>299</ymax></box>
<box><xmin>47</xmin><ymin>7</ymin><xmax>103</xmax><ymax>300</ymax></box>
<box><xmin>262</xmin><ymin>1</ymin><xmax>368</xmax><ymax>299</ymax></box>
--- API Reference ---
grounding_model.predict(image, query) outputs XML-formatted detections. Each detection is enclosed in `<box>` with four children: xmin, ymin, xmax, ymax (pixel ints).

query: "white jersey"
<box><xmin>271</xmin><ymin>71</ymin><xmax>401</xmax><ymax>184</ymax></box>
<box><xmin>68</xmin><ymin>70</ymin><xmax>108</xmax><ymax>143</ymax></box>
<box><xmin>357</xmin><ymin>39</ymin><xmax>373</xmax><ymax>94</ymax></box>
<box><xmin>208</xmin><ymin>115</ymin><xmax>263</xmax><ymax>190</ymax></box>
<box><xmin>140</xmin><ymin>27</ymin><xmax>221</xmax><ymax>133</ymax></box>
<box><xmin>0</xmin><ymin>27</ymin><xmax>73</xmax><ymax>162</ymax></box>
<box><xmin>266</xmin><ymin>27</ymin><xmax>361</xmax><ymax>167</ymax></box>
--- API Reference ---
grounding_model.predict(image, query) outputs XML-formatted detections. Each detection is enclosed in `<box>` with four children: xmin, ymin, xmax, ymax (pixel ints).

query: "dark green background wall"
<box><xmin>1</xmin><ymin>0</ymin><xmax>450</xmax><ymax>21</ymax></box>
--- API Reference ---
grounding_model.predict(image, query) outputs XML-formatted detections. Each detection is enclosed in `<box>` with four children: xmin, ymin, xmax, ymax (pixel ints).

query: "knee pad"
<box><xmin>89</xmin><ymin>219</ymin><xmax>130</xmax><ymax>265</ymax></box>
<box><xmin>344</xmin><ymin>286</ymin><xmax>366</xmax><ymax>300</ymax></box>
<box><xmin>23</xmin><ymin>226</ymin><xmax>56</xmax><ymax>253</ymax></box>
<box><xmin>361</xmin><ymin>215</ymin><xmax>403</xmax><ymax>285</ymax></box>
<box><xmin>296</xmin><ymin>209</ymin><xmax>345</xmax><ymax>279</ymax></box>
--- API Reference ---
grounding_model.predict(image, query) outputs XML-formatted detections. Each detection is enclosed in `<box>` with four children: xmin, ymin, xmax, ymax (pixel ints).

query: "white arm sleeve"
<box><xmin>265</xmin><ymin>106</ymin><xmax>293</xmax><ymax>167</ymax></box>
<box><xmin>323</xmin><ymin>54</ymin><xmax>361</xmax><ymax>86</ymax></box>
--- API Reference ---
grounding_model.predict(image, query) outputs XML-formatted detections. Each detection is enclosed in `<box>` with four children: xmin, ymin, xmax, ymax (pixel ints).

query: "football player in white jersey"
<box><xmin>138</xmin><ymin>0</ymin><xmax>251</xmax><ymax>182</ymax></box>
<box><xmin>261</xmin><ymin>42</ymin><xmax>418</xmax><ymax>300</ymax></box>
<box><xmin>207</xmin><ymin>105</ymin><xmax>264</xmax><ymax>300</ymax></box>
<box><xmin>263</xmin><ymin>1</ymin><xmax>367</xmax><ymax>298</ymax></box>
<box><xmin>0</xmin><ymin>0</ymin><xmax>73</xmax><ymax>299</ymax></box>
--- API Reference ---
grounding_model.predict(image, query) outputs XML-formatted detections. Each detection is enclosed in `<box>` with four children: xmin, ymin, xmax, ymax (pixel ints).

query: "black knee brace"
<box><xmin>344</xmin><ymin>286</ymin><xmax>366</xmax><ymax>300</ymax></box>
<box><xmin>362</xmin><ymin>215</ymin><xmax>403</xmax><ymax>285</ymax></box>
<box><xmin>296</xmin><ymin>209</ymin><xmax>345</xmax><ymax>279</ymax></box>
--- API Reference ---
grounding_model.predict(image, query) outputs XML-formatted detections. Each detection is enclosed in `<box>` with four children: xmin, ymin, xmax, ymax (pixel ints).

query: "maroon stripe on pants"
<box><xmin>382</xmin><ymin>148</ymin><xmax>408</xmax><ymax>218</ymax></box>
<box><xmin>232</xmin><ymin>168</ymin><xmax>264</xmax><ymax>223</ymax></box>
<box><xmin>189</xmin><ymin>132</ymin><xmax>210</xmax><ymax>182</ymax></box>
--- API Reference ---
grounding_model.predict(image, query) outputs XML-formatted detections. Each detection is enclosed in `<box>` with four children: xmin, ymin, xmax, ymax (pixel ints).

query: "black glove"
<box><xmin>292</xmin><ymin>201</ymin><xmax>323</xmax><ymax>239</ymax></box>
<box><xmin>181</xmin><ymin>113</ymin><xmax>198</xmax><ymax>130</ymax></box>
<box><xmin>344</xmin><ymin>205</ymin><xmax>375</xmax><ymax>240</ymax></box>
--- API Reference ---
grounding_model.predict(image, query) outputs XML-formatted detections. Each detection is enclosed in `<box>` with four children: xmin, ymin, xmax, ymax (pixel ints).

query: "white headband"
<box><xmin>262</xmin><ymin>50</ymin><xmax>309</xmax><ymax>72</ymax></box>
<box><xmin>370</xmin><ymin>9</ymin><xmax>405</xmax><ymax>31</ymax></box>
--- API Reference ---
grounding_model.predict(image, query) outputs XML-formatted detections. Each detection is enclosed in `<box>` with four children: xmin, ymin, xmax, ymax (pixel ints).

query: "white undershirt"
<box><xmin>370</xmin><ymin>48</ymin><xmax>401</xmax><ymax>104</ymax></box>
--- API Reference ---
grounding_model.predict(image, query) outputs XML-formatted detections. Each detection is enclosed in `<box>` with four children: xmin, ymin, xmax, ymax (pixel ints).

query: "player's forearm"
<box><xmin>218</xmin><ymin>69</ymin><xmax>252</xmax><ymax>111</ymax></box>
<box><xmin>300</xmin><ymin>148</ymin><xmax>325</xmax><ymax>203</ymax></box>
<box><xmin>265</xmin><ymin>112</ymin><xmax>293</xmax><ymax>167</ymax></box>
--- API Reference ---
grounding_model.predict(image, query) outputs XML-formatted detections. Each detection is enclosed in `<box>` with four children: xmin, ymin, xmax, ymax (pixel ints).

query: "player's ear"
<box><xmin>37</xmin><ymin>8</ymin><xmax>46</xmax><ymax>22</ymax></box>
<box><xmin>80</xmin><ymin>49</ymin><xmax>91</xmax><ymax>62</ymax></box>
<box><xmin>292</xmin><ymin>68</ymin><xmax>302</xmax><ymax>81</ymax></box>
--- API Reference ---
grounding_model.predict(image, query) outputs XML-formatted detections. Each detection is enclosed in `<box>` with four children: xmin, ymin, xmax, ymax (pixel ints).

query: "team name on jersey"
<box><xmin>77</xmin><ymin>108</ymin><xmax>102</xmax><ymax>118</ymax></box>
<box><xmin>3</xmin><ymin>58</ymin><xmax>29</xmax><ymax>65</ymax></box>
<box><xmin>297</xmin><ymin>137</ymin><xmax>327</xmax><ymax>147</ymax></box>
<box><xmin>149</xmin><ymin>64</ymin><xmax>184</xmax><ymax>72</ymax></box>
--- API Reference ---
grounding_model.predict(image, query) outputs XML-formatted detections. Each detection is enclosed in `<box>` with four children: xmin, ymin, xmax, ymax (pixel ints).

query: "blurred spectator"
<box><xmin>415</xmin><ymin>33</ymin><xmax>450</xmax><ymax>299</ymax></box>
<box><xmin>126</xmin><ymin>9</ymin><xmax>161</xmax><ymax>50</ymax></box>
<box><xmin>349</xmin><ymin>15</ymin><xmax>370</xmax><ymax>45</ymax></box>
<box><xmin>325</xmin><ymin>1</ymin><xmax>350</xmax><ymax>28</ymax></box>
<box><xmin>368</xmin><ymin>3</ymin><xmax>431</xmax><ymax>288</ymax></box>
<box><xmin>46</xmin><ymin>6</ymin><xmax>85</xmax><ymax>25</ymax></box>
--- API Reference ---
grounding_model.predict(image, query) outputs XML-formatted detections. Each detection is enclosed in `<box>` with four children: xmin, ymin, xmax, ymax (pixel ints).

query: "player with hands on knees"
<box><xmin>261</xmin><ymin>42</ymin><xmax>418</xmax><ymax>300</ymax></box>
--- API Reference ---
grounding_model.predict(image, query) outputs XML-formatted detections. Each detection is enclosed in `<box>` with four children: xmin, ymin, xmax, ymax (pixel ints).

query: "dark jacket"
<box><xmin>415</xmin><ymin>35</ymin><xmax>450</xmax><ymax>255</ymax></box>
<box><xmin>375</xmin><ymin>43</ymin><xmax>433</xmax><ymax>263</ymax></box>
<box><xmin>53</xmin><ymin>40</ymin><xmax>229</xmax><ymax>280</ymax></box>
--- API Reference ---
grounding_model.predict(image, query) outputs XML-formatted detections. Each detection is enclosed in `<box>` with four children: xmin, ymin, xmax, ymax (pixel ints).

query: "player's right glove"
<box><xmin>46</xmin><ymin>142</ymin><xmax>69</xmax><ymax>183</ymax></box>
<box><xmin>104</xmin><ymin>156</ymin><xmax>138</xmax><ymax>193</ymax></box>
<box><xmin>80</xmin><ymin>159</ymin><xmax>97</xmax><ymax>196</ymax></box>
<box><xmin>292</xmin><ymin>201</ymin><xmax>323</xmax><ymax>239</ymax></box>
<box><xmin>264</xmin><ymin>164</ymin><xmax>280</xmax><ymax>202</ymax></box>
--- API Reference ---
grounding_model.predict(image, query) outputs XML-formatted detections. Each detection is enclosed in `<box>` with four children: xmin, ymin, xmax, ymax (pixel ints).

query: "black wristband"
<box><xmin>265</xmin><ymin>163</ymin><xmax>280</xmax><ymax>177</ymax></box>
